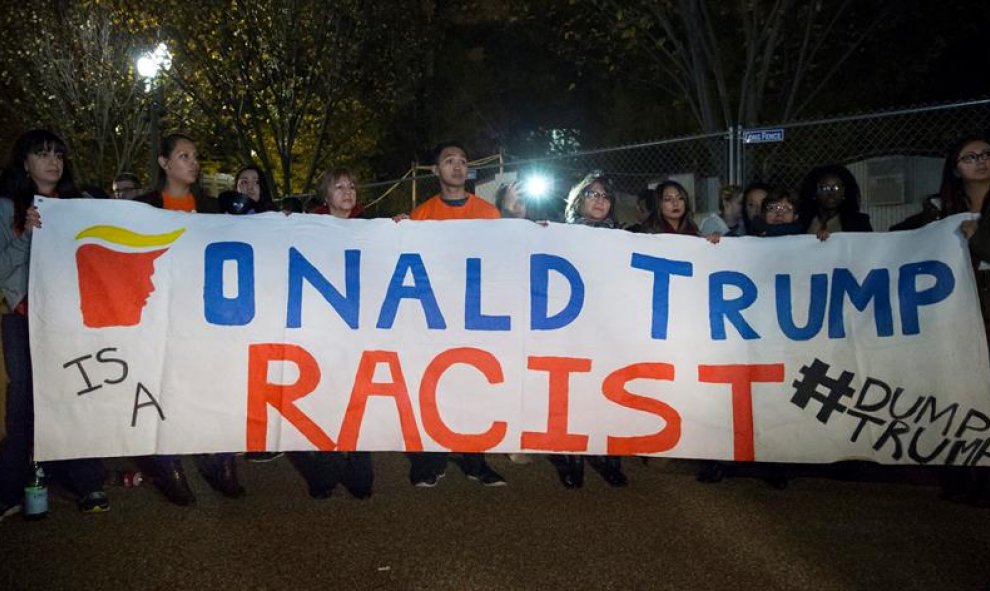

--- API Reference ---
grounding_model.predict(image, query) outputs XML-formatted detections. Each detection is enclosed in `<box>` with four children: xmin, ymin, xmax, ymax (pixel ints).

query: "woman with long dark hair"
<box><xmin>137</xmin><ymin>133</ymin><xmax>243</xmax><ymax>506</ymax></box>
<box><xmin>941</xmin><ymin>134</ymin><xmax>990</xmax><ymax>508</ymax></box>
<box><xmin>638</xmin><ymin>180</ymin><xmax>700</xmax><ymax>236</ymax></box>
<box><xmin>137</xmin><ymin>133</ymin><xmax>216</xmax><ymax>213</ymax></box>
<box><xmin>0</xmin><ymin>130</ymin><xmax>109</xmax><ymax>518</ymax></box>
<box><xmin>232</xmin><ymin>164</ymin><xmax>276</xmax><ymax>213</ymax></box>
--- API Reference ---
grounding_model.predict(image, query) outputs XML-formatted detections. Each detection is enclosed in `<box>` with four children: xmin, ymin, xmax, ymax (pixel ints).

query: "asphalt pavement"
<box><xmin>0</xmin><ymin>454</ymin><xmax>988</xmax><ymax>590</ymax></box>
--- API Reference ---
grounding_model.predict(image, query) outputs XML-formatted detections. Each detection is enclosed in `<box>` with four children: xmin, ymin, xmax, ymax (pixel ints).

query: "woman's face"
<box><xmin>24</xmin><ymin>145</ymin><xmax>64</xmax><ymax>189</ymax></box>
<box><xmin>660</xmin><ymin>186</ymin><xmax>686</xmax><ymax>224</ymax></box>
<box><xmin>764</xmin><ymin>199</ymin><xmax>797</xmax><ymax>226</ymax></box>
<box><xmin>328</xmin><ymin>174</ymin><xmax>357</xmax><ymax>216</ymax></box>
<box><xmin>579</xmin><ymin>180</ymin><xmax>611</xmax><ymax>221</ymax></box>
<box><xmin>745</xmin><ymin>188</ymin><xmax>768</xmax><ymax>222</ymax></box>
<box><xmin>955</xmin><ymin>140</ymin><xmax>990</xmax><ymax>183</ymax></box>
<box><xmin>816</xmin><ymin>173</ymin><xmax>845</xmax><ymax>210</ymax></box>
<box><xmin>236</xmin><ymin>169</ymin><xmax>262</xmax><ymax>202</ymax></box>
<box><xmin>159</xmin><ymin>138</ymin><xmax>200</xmax><ymax>187</ymax></box>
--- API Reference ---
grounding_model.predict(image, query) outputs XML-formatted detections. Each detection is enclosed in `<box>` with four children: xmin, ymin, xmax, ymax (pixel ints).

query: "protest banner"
<box><xmin>29</xmin><ymin>198</ymin><xmax>990</xmax><ymax>466</ymax></box>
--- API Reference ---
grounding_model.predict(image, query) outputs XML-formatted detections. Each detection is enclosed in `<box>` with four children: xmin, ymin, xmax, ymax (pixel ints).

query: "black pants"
<box><xmin>0</xmin><ymin>313</ymin><xmax>103</xmax><ymax>505</ymax></box>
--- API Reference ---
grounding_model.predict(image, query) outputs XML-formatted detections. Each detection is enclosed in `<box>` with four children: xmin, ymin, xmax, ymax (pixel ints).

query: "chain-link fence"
<box><xmin>360</xmin><ymin>133</ymin><xmax>729</xmax><ymax>225</ymax></box>
<box><xmin>741</xmin><ymin>98</ymin><xmax>990</xmax><ymax>229</ymax></box>
<box><xmin>357</xmin><ymin>98</ymin><xmax>990</xmax><ymax>229</ymax></box>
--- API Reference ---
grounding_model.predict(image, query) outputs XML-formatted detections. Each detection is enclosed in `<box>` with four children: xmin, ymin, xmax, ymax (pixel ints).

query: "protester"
<box><xmin>395</xmin><ymin>142</ymin><xmax>506</xmax><ymax>488</ymax></box>
<box><xmin>558</xmin><ymin>172</ymin><xmax>627</xmax><ymax>488</ymax></box>
<box><xmin>0</xmin><ymin>129</ymin><xmax>109</xmax><ymax>518</ymax></box>
<box><xmin>290</xmin><ymin>167</ymin><xmax>374</xmax><ymax>499</ymax></box>
<box><xmin>742</xmin><ymin>182</ymin><xmax>772</xmax><ymax>236</ymax></box>
<box><xmin>494</xmin><ymin>181</ymin><xmax>528</xmax><ymax>219</ymax></box>
<box><xmin>220</xmin><ymin>170</ymin><xmax>281</xmax><ymax>462</ymax></box>
<box><xmin>111</xmin><ymin>173</ymin><xmax>142</xmax><ymax>200</ymax></box>
<box><xmin>281</xmin><ymin>196</ymin><xmax>304</xmax><ymax>214</ymax></box>
<box><xmin>938</xmin><ymin>134</ymin><xmax>990</xmax><ymax>508</ymax></box>
<box><xmin>797</xmin><ymin>164</ymin><xmax>872</xmax><ymax>240</ymax></box>
<box><xmin>699</xmin><ymin>184</ymin><xmax>746</xmax><ymax>237</ymax></box>
<box><xmin>137</xmin><ymin>133</ymin><xmax>242</xmax><ymax>506</ymax></box>
<box><xmin>563</xmin><ymin>172</ymin><xmax>617</xmax><ymax>228</ymax></box>
<box><xmin>638</xmin><ymin>180</ymin><xmax>700</xmax><ymax>236</ymax></box>
<box><xmin>697</xmin><ymin>188</ymin><xmax>808</xmax><ymax>489</ymax></box>
<box><xmin>233</xmin><ymin>164</ymin><xmax>277</xmax><ymax>213</ymax></box>
<box><xmin>310</xmin><ymin>168</ymin><xmax>365</xmax><ymax>218</ymax></box>
<box><xmin>493</xmin><ymin>180</ymin><xmax>535</xmax><ymax>466</ymax></box>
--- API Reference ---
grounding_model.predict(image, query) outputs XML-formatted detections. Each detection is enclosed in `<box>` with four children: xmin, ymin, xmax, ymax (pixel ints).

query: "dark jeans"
<box><xmin>291</xmin><ymin>451</ymin><xmax>373</xmax><ymax>495</ymax></box>
<box><xmin>0</xmin><ymin>313</ymin><xmax>104</xmax><ymax>505</ymax></box>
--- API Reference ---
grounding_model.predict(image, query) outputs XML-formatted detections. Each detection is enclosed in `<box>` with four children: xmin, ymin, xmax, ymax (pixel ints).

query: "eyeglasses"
<box><xmin>583</xmin><ymin>190</ymin><xmax>609</xmax><ymax>201</ymax></box>
<box><xmin>817</xmin><ymin>183</ymin><xmax>843</xmax><ymax>194</ymax></box>
<box><xmin>958</xmin><ymin>150</ymin><xmax>990</xmax><ymax>165</ymax></box>
<box><xmin>765</xmin><ymin>204</ymin><xmax>794</xmax><ymax>214</ymax></box>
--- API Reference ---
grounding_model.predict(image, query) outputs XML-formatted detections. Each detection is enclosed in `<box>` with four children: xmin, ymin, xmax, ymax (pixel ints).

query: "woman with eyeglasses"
<box><xmin>556</xmin><ymin>173</ymin><xmax>627</xmax><ymax>488</ymax></box>
<box><xmin>564</xmin><ymin>172</ymin><xmax>616</xmax><ymax>228</ymax></box>
<box><xmin>940</xmin><ymin>134</ymin><xmax>990</xmax><ymax>508</ymax></box>
<box><xmin>696</xmin><ymin>187</ymin><xmax>809</xmax><ymax>488</ymax></box>
<box><xmin>797</xmin><ymin>164</ymin><xmax>872</xmax><ymax>240</ymax></box>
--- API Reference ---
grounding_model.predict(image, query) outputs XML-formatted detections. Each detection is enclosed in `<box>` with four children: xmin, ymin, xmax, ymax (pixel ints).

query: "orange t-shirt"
<box><xmin>162</xmin><ymin>192</ymin><xmax>196</xmax><ymax>212</ymax></box>
<box><xmin>409</xmin><ymin>194</ymin><xmax>499</xmax><ymax>221</ymax></box>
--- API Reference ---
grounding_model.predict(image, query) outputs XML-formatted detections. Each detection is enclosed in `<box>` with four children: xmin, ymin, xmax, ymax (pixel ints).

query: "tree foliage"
<box><xmin>553</xmin><ymin>0</ymin><xmax>898</xmax><ymax>132</ymax></box>
<box><xmin>123</xmin><ymin>0</ymin><xmax>432</xmax><ymax>196</ymax></box>
<box><xmin>0</xmin><ymin>1</ymin><xmax>154</xmax><ymax>186</ymax></box>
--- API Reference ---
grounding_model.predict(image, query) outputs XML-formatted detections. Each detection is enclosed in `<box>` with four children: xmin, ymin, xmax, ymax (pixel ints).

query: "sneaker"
<box><xmin>413</xmin><ymin>470</ymin><xmax>446</xmax><ymax>488</ymax></box>
<box><xmin>78</xmin><ymin>491</ymin><xmax>111</xmax><ymax>513</ymax></box>
<box><xmin>0</xmin><ymin>503</ymin><xmax>22</xmax><ymax>523</ymax></box>
<box><xmin>246</xmin><ymin>452</ymin><xmax>284</xmax><ymax>463</ymax></box>
<box><xmin>467</xmin><ymin>465</ymin><xmax>507</xmax><ymax>487</ymax></box>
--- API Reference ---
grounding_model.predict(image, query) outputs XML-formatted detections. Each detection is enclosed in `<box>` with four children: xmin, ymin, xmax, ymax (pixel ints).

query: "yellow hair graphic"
<box><xmin>75</xmin><ymin>225</ymin><xmax>186</xmax><ymax>248</ymax></box>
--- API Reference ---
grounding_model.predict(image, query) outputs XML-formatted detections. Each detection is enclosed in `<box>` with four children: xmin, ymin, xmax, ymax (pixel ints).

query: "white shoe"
<box><xmin>507</xmin><ymin>453</ymin><xmax>532</xmax><ymax>465</ymax></box>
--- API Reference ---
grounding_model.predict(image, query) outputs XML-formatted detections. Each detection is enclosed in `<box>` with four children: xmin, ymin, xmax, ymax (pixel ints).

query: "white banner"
<box><xmin>29</xmin><ymin>199</ymin><xmax>990</xmax><ymax>466</ymax></box>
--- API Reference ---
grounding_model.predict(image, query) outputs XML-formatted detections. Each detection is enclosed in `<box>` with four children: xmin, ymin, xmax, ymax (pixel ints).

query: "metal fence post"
<box><xmin>411</xmin><ymin>161</ymin><xmax>418</xmax><ymax>210</ymax></box>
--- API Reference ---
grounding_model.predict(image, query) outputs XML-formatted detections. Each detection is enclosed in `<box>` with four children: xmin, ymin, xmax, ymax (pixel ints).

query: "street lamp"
<box><xmin>137</xmin><ymin>43</ymin><xmax>171</xmax><ymax>185</ymax></box>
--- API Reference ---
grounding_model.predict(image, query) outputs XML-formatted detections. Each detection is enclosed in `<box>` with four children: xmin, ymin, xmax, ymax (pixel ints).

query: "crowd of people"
<box><xmin>0</xmin><ymin>129</ymin><xmax>988</xmax><ymax>522</ymax></box>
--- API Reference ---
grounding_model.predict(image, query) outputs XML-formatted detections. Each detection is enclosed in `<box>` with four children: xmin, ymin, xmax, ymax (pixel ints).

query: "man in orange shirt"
<box><xmin>409</xmin><ymin>143</ymin><xmax>500</xmax><ymax>221</ymax></box>
<box><xmin>403</xmin><ymin>142</ymin><xmax>506</xmax><ymax>488</ymax></box>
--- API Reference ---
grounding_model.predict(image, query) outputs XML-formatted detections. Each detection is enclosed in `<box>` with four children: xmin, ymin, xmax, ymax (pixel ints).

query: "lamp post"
<box><xmin>137</xmin><ymin>43</ymin><xmax>172</xmax><ymax>186</ymax></box>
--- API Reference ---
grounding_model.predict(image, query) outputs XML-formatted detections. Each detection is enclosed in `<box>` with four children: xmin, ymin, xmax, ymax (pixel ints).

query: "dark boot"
<box><xmin>601</xmin><ymin>456</ymin><xmax>628</xmax><ymax>487</ymax></box>
<box><xmin>554</xmin><ymin>454</ymin><xmax>583</xmax><ymax>489</ymax></box>
<box><xmin>342</xmin><ymin>452</ymin><xmax>374</xmax><ymax>499</ymax></box>
<box><xmin>210</xmin><ymin>455</ymin><xmax>246</xmax><ymax>499</ymax></box>
<box><xmin>156</xmin><ymin>458</ymin><xmax>195</xmax><ymax>506</ymax></box>
<box><xmin>697</xmin><ymin>461</ymin><xmax>726</xmax><ymax>484</ymax></box>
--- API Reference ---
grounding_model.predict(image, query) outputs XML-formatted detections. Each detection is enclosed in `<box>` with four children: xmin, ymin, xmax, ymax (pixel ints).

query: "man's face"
<box><xmin>434</xmin><ymin>147</ymin><xmax>468</xmax><ymax>190</ymax></box>
<box><xmin>112</xmin><ymin>179</ymin><xmax>140</xmax><ymax>199</ymax></box>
